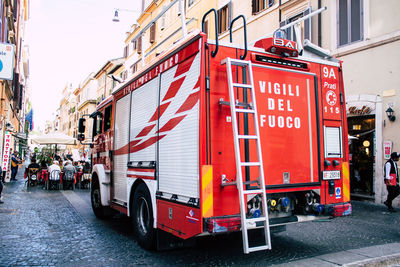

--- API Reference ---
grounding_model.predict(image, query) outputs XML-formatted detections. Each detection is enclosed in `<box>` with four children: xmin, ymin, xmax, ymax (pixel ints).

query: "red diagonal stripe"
<box><xmin>114</xmin><ymin>141</ymin><xmax>133</xmax><ymax>156</ymax></box>
<box><xmin>162</xmin><ymin>77</ymin><xmax>185</xmax><ymax>102</ymax></box>
<box><xmin>131</xmin><ymin>135</ymin><xmax>166</xmax><ymax>153</ymax></box>
<box><xmin>129</xmin><ymin>140</ymin><xmax>142</xmax><ymax>151</ymax></box>
<box><xmin>175</xmin><ymin>91</ymin><xmax>200</xmax><ymax>114</ymax></box>
<box><xmin>157</xmin><ymin>115</ymin><xmax>186</xmax><ymax>133</ymax></box>
<box><xmin>174</xmin><ymin>55</ymin><xmax>196</xmax><ymax>78</ymax></box>
<box><xmin>149</xmin><ymin>102</ymin><xmax>170</xmax><ymax>122</ymax></box>
<box><xmin>135</xmin><ymin>124</ymin><xmax>156</xmax><ymax>138</ymax></box>
<box><xmin>192</xmin><ymin>76</ymin><xmax>200</xmax><ymax>90</ymax></box>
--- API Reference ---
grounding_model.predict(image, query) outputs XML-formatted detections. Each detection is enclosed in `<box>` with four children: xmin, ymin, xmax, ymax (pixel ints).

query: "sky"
<box><xmin>25</xmin><ymin>0</ymin><xmax>141</xmax><ymax>131</ymax></box>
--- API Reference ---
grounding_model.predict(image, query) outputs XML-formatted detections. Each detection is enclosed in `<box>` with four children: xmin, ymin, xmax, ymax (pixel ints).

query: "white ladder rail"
<box><xmin>223</xmin><ymin>57</ymin><xmax>271</xmax><ymax>254</ymax></box>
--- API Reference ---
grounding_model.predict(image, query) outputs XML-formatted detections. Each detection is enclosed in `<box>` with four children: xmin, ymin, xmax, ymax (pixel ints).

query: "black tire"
<box><xmin>91</xmin><ymin>178</ymin><xmax>112</xmax><ymax>219</ymax></box>
<box><xmin>132</xmin><ymin>183</ymin><xmax>156</xmax><ymax>250</ymax></box>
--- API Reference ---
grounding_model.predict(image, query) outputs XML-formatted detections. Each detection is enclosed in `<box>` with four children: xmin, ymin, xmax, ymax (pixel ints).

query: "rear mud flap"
<box><xmin>156</xmin><ymin>230</ymin><xmax>196</xmax><ymax>251</ymax></box>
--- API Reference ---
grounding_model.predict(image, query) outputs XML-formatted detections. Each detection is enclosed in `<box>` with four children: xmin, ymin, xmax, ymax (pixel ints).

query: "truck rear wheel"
<box><xmin>132</xmin><ymin>183</ymin><xmax>155</xmax><ymax>250</ymax></box>
<box><xmin>91</xmin><ymin>178</ymin><xmax>111</xmax><ymax>219</ymax></box>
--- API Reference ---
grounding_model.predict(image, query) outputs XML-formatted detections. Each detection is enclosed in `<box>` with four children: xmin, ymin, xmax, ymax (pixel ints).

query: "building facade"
<box><xmin>0</xmin><ymin>0</ymin><xmax>30</xmax><ymax>163</ymax></box>
<box><xmin>94</xmin><ymin>58</ymin><xmax>124</xmax><ymax>104</ymax></box>
<box><xmin>76</xmin><ymin>72</ymin><xmax>97</xmax><ymax>156</ymax></box>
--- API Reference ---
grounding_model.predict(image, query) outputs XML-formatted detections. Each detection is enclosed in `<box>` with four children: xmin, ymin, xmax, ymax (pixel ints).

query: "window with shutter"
<box><xmin>150</xmin><ymin>23</ymin><xmax>156</xmax><ymax>43</ymax></box>
<box><xmin>203</xmin><ymin>20</ymin><xmax>209</xmax><ymax>36</ymax></box>
<box><xmin>137</xmin><ymin>36</ymin><xmax>142</xmax><ymax>54</ymax></box>
<box><xmin>280</xmin><ymin>7</ymin><xmax>312</xmax><ymax>43</ymax></box>
<box><xmin>217</xmin><ymin>3</ymin><xmax>230</xmax><ymax>34</ymax></box>
<box><xmin>132</xmin><ymin>39</ymin><xmax>137</xmax><ymax>51</ymax></box>
<box><xmin>130</xmin><ymin>63</ymin><xmax>138</xmax><ymax>74</ymax></box>
<box><xmin>123</xmin><ymin>45</ymin><xmax>128</xmax><ymax>58</ymax></box>
<box><xmin>338</xmin><ymin>0</ymin><xmax>363</xmax><ymax>46</ymax></box>
<box><xmin>160</xmin><ymin>4</ymin><xmax>167</xmax><ymax>31</ymax></box>
<box><xmin>252</xmin><ymin>0</ymin><xmax>274</xmax><ymax>15</ymax></box>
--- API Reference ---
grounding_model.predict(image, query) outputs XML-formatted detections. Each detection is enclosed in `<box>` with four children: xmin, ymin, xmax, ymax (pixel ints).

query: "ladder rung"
<box><xmin>234</xmin><ymin>108</ymin><xmax>255</xmax><ymax>114</ymax></box>
<box><xmin>245</xmin><ymin>217</ymin><xmax>267</xmax><ymax>224</ymax></box>
<box><xmin>243</xmin><ymin>189</ymin><xmax>264</xmax><ymax>195</ymax></box>
<box><xmin>243</xmin><ymin>180</ymin><xmax>259</xmax><ymax>186</ymax></box>
<box><xmin>248</xmin><ymin>245</ymin><xmax>271</xmax><ymax>253</ymax></box>
<box><xmin>238</xmin><ymin>135</ymin><xmax>258</xmax><ymax>140</ymax></box>
<box><xmin>240</xmin><ymin>162</ymin><xmax>260</xmax><ymax>166</ymax></box>
<box><xmin>228</xmin><ymin>58</ymin><xmax>251</xmax><ymax>67</ymax></box>
<box><xmin>232</xmin><ymin>83</ymin><xmax>252</xmax><ymax>89</ymax></box>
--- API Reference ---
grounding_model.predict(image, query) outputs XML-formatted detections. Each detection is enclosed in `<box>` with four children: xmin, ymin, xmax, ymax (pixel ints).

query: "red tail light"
<box><xmin>332</xmin><ymin>203</ymin><xmax>352</xmax><ymax>217</ymax></box>
<box><xmin>206</xmin><ymin>216</ymin><xmax>241</xmax><ymax>234</ymax></box>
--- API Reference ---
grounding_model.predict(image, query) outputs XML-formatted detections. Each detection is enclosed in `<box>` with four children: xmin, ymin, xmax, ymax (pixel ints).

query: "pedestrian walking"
<box><xmin>0</xmin><ymin>172</ymin><xmax>4</xmax><ymax>204</ymax></box>
<box><xmin>11</xmin><ymin>151</ymin><xmax>22</xmax><ymax>181</ymax></box>
<box><xmin>384</xmin><ymin>152</ymin><xmax>400</xmax><ymax>212</ymax></box>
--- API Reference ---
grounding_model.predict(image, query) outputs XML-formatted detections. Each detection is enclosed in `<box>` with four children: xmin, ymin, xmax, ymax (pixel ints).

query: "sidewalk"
<box><xmin>272</xmin><ymin>243</ymin><xmax>400</xmax><ymax>266</ymax></box>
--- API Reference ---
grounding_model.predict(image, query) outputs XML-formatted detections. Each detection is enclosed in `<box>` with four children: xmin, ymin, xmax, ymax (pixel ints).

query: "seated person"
<box><xmin>48</xmin><ymin>161</ymin><xmax>61</xmax><ymax>180</ymax></box>
<box><xmin>25</xmin><ymin>158</ymin><xmax>41</xmax><ymax>177</ymax></box>
<box><xmin>63</xmin><ymin>161</ymin><xmax>76</xmax><ymax>184</ymax></box>
<box><xmin>83</xmin><ymin>161</ymin><xmax>91</xmax><ymax>173</ymax></box>
<box><xmin>63</xmin><ymin>160</ymin><xmax>76</xmax><ymax>174</ymax></box>
<box><xmin>40</xmin><ymin>160</ymin><xmax>48</xmax><ymax>170</ymax></box>
<box><xmin>73</xmin><ymin>161</ymin><xmax>83</xmax><ymax>172</ymax></box>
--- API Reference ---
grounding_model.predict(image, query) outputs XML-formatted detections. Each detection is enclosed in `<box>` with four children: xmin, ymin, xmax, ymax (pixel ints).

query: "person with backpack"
<box><xmin>384</xmin><ymin>152</ymin><xmax>400</xmax><ymax>212</ymax></box>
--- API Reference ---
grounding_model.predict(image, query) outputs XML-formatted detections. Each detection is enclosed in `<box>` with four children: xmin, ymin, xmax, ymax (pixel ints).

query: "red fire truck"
<box><xmin>78</xmin><ymin>7</ymin><xmax>351</xmax><ymax>253</ymax></box>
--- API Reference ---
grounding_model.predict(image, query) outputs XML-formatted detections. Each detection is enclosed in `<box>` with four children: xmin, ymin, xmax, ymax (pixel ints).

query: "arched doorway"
<box><xmin>346</xmin><ymin>95</ymin><xmax>383</xmax><ymax>201</ymax></box>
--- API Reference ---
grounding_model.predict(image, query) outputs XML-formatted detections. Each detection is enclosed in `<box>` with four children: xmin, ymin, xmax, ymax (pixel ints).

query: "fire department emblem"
<box><xmin>326</xmin><ymin>90</ymin><xmax>337</xmax><ymax>106</ymax></box>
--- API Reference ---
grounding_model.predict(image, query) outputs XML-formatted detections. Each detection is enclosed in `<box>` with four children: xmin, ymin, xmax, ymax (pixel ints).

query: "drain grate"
<box><xmin>2</xmin><ymin>234</ymin><xmax>20</xmax><ymax>240</ymax></box>
<box><xmin>0</xmin><ymin>208</ymin><xmax>17</xmax><ymax>214</ymax></box>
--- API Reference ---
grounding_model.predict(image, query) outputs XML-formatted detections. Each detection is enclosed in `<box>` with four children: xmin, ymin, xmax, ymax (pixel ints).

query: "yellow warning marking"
<box><xmin>202</xmin><ymin>166</ymin><xmax>213</xmax><ymax>190</ymax></box>
<box><xmin>201</xmin><ymin>166</ymin><xmax>213</xmax><ymax>218</ymax></box>
<box><xmin>342</xmin><ymin>162</ymin><xmax>350</xmax><ymax>202</ymax></box>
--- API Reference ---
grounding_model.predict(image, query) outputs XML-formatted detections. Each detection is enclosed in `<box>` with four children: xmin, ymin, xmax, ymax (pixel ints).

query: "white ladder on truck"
<box><xmin>221</xmin><ymin>57</ymin><xmax>271</xmax><ymax>254</ymax></box>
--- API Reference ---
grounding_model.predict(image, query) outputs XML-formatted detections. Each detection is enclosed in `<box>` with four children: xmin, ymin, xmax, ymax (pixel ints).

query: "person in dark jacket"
<box><xmin>11</xmin><ymin>151</ymin><xmax>22</xmax><ymax>181</ymax></box>
<box><xmin>384</xmin><ymin>152</ymin><xmax>400</xmax><ymax>212</ymax></box>
<box><xmin>0</xmin><ymin>173</ymin><xmax>3</xmax><ymax>204</ymax></box>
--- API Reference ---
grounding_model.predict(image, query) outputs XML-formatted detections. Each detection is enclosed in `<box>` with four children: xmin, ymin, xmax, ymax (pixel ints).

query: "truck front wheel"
<box><xmin>91</xmin><ymin>177</ymin><xmax>111</xmax><ymax>219</ymax></box>
<box><xmin>132</xmin><ymin>183</ymin><xmax>156</xmax><ymax>250</ymax></box>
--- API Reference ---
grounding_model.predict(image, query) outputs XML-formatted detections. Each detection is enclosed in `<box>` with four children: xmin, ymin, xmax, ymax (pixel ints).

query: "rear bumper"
<box><xmin>204</xmin><ymin>202</ymin><xmax>352</xmax><ymax>234</ymax></box>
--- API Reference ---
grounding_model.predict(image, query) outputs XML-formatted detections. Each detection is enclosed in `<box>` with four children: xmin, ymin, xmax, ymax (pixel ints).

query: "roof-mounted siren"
<box><xmin>253</xmin><ymin>29</ymin><xmax>299</xmax><ymax>58</ymax></box>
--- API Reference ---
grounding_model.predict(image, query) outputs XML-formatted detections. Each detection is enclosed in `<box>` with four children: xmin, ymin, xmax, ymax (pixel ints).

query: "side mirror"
<box><xmin>78</xmin><ymin>118</ymin><xmax>86</xmax><ymax>133</ymax></box>
<box><xmin>77</xmin><ymin>133</ymin><xmax>85</xmax><ymax>142</ymax></box>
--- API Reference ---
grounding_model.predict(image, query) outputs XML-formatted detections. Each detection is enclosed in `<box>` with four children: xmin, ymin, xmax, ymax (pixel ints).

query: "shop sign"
<box><xmin>347</xmin><ymin>105</ymin><xmax>373</xmax><ymax>116</ymax></box>
<box><xmin>384</xmin><ymin>140</ymin><xmax>392</xmax><ymax>160</ymax></box>
<box><xmin>2</xmin><ymin>131</ymin><xmax>12</xmax><ymax>171</ymax></box>
<box><xmin>0</xmin><ymin>43</ymin><xmax>15</xmax><ymax>80</ymax></box>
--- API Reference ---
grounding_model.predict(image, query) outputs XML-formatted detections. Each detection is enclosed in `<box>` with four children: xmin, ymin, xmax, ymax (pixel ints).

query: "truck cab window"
<box><xmin>104</xmin><ymin>105</ymin><xmax>112</xmax><ymax>131</ymax></box>
<box><xmin>92</xmin><ymin>113</ymin><xmax>103</xmax><ymax>138</ymax></box>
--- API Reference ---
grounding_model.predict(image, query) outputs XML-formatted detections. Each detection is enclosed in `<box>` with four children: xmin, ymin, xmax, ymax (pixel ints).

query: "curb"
<box><xmin>343</xmin><ymin>253</ymin><xmax>400</xmax><ymax>267</ymax></box>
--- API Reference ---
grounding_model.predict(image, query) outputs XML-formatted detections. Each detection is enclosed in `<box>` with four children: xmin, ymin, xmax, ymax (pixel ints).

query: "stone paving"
<box><xmin>1</xmin><ymin>168</ymin><xmax>400</xmax><ymax>266</ymax></box>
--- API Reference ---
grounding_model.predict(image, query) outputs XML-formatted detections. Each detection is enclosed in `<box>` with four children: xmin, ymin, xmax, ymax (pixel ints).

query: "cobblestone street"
<box><xmin>2</xmin><ymin>169</ymin><xmax>400</xmax><ymax>266</ymax></box>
